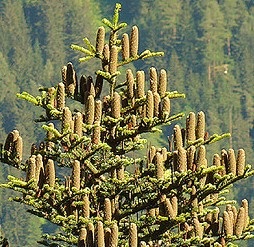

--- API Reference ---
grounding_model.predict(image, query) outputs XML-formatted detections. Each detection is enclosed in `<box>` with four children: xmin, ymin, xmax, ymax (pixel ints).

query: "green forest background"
<box><xmin>0</xmin><ymin>0</ymin><xmax>253</xmax><ymax>245</ymax></box>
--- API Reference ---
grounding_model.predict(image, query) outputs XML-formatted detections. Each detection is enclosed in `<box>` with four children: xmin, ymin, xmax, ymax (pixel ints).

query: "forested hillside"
<box><xmin>0</xmin><ymin>0</ymin><xmax>253</xmax><ymax>246</ymax></box>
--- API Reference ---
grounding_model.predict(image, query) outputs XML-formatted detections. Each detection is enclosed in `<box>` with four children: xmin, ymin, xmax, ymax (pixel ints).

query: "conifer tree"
<box><xmin>1</xmin><ymin>3</ymin><xmax>254</xmax><ymax>246</ymax></box>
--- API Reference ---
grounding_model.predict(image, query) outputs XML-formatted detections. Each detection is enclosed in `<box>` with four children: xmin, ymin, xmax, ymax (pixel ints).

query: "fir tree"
<box><xmin>1</xmin><ymin>3</ymin><xmax>254</xmax><ymax>246</ymax></box>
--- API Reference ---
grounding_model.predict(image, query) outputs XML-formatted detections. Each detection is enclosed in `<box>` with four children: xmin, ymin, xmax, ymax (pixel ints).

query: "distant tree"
<box><xmin>0</xmin><ymin>52</ymin><xmax>18</xmax><ymax>105</ymax></box>
<box><xmin>200</xmin><ymin>0</ymin><xmax>228</xmax><ymax>82</ymax></box>
<box><xmin>42</xmin><ymin>0</ymin><xmax>66</xmax><ymax>80</ymax></box>
<box><xmin>0</xmin><ymin>0</ymin><xmax>33</xmax><ymax>86</ymax></box>
<box><xmin>64</xmin><ymin>0</ymin><xmax>102</xmax><ymax>75</ymax></box>
<box><xmin>1</xmin><ymin>3</ymin><xmax>254</xmax><ymax>247</ymax></box>
<box><xmin>220</xmin><ymin>0</ymin><xmax>239</xmax><ymax>56</ymax></box>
